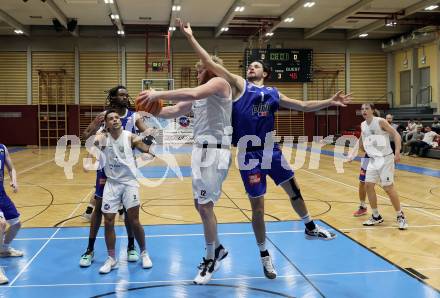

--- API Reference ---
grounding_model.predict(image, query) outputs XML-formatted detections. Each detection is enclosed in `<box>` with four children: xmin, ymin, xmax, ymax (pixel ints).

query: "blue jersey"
<box><xmin>121</xmin><ymin>109</ymin><xmax>137</xmax><ymax>133</ymax></box>
<box><xmin>0</xmin><ymin>144</ymin><xmax>5</xmax><ymax>192</ymax></box>
<box><xmin>232</xmin><ymin>80</ymin><xmax>280</xmax><ymax>146</ymax></box>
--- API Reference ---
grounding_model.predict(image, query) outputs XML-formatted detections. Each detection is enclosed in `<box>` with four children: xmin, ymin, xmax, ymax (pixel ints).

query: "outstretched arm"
<box><xmin>4</xmin><ymin>146</ymin><xmax>18</xmax><ymax>193</ymax></box>
<box><xmin>177</xmin><ymin>19</ymin><xmax>244</xmax><ymax>92</ymax></box>
<box><xmin>279</xmin><ymin>90</ymin><xmax>352</xmax><ymax>112</ymax></box>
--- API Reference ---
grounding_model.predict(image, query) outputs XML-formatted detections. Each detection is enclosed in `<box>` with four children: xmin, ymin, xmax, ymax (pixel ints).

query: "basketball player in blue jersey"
<box><xmin>0</xmin><ymin>144</ymin><xmax>23</xmax><ymax>284</ymax></box>
<box><xmin>79</xmin><ymin>85</ymin><xmax>151</xmax><ymax>268</ymax></box>
<box><xmin>179</xmin><ymin>19</ymin><xmax>351</xmax><ymax>279</ymax></box>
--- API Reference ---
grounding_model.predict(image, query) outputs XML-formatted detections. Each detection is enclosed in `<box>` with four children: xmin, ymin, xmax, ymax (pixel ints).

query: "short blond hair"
<box><xmin>195</xmin><ymin>55</ymin><xmax>224</xmax><ymax>69</ymax></box>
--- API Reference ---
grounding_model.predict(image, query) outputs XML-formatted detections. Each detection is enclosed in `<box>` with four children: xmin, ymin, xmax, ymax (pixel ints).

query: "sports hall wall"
<box><xmin>0</xmin><ymin>29</ymin><xmax>396</xmax><ymax>145</ymax></box>
<box><xmin>393</xmin><ymin>42</ymin><xmax>439</xmax><ymax>109</ymax></box>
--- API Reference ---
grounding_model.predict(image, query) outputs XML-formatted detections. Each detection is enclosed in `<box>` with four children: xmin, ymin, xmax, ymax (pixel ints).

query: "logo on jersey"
<box><xmin>252</xmin><ymin>103</ymin><xmax>270</xmax><ymax>117</ymax></box>
<box><xmin>0</xmin><ymin>149</ymin><xmax>4</xmax><ymax>155</ymax></box>
<box><xmin>178</xmin><ymin>116</ymin><xmax>190</xmax><ymax>128</ymax></box>
<box><xmin>200</xmin><ymin>190</ymin><xmax>207</xmax><ymax>197</ymax></box>
<box><xmin>248</xmin><ymin>173</ymin><xmax>261</xmax><ymax>185</ymax></box>
<box><xmin>103</xmin><ymin>203</ymin><xmax>110</xmax><ymax>210</ymax></box>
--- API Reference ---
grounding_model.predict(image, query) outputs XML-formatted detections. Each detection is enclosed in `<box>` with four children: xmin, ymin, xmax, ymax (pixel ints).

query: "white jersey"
<box><xmin>361</xmin><ymin>116</ymin><xmax>393</xmax><ymax>158</ymax></box>
<box><xmin>192</xmin><ymin>82</ymin><xmax>232</xmax><ymax>144</ymax></box>
<box><xmin>103</xmin><ymin>130</ymin><xmax>139</xmax><ymax>187</ymax></box>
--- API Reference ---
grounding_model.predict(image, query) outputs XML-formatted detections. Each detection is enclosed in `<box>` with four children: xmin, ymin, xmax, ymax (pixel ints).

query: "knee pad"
<box><xmin>288</xmin><ymin>179</ymin><xmax>303</xmax><ymax>201</ymax></box>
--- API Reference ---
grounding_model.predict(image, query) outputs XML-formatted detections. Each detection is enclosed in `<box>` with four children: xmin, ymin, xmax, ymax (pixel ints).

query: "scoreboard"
<box><xmin>244</xmin><ymin>48</ymin><xmax>313</xmax><ymax>82</ymax></box>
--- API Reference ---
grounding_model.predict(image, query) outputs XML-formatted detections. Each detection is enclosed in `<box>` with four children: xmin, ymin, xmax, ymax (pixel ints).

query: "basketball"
<box><xmin>135</xmin><ymin>96</ymin><xmax>163</xmax><ymax>116</ymax></box>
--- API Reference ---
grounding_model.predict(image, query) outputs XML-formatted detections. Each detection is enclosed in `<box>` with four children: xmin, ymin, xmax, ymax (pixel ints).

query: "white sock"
<box><xmin>360</xmin><ymin>201</ymin><xmax>367</xmax><ymax>208</ymax></box>
<box><xmin>372</xmin><ymin>208</ymin><xmax>380</xmax><ymax>217</ymax></box>
<box><xmin>396</xmin><ymin>210</ymin><xmax>403</xmax><ymax>217</ymax></box>
<box><xmin>301</xmin><ymin>214</ymin><xmax>312</xmax><ymax>224</ymax></box>
<box><xmin>205</xmin><ymin>242</ymin><xmax>215</xmax><ymax>260</ymax></box>
<box><xmin>257</xmin><ymin>241</ymin><xmax>266</xmax><ymax>252</ymax></box>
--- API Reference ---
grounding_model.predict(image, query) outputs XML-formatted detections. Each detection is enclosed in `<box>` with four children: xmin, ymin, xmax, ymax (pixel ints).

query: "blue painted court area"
<box><xmin>139</xmin><ymin>166</ymin><xmax>192</xmax><ymax>178</ymax></box>
<box><xmin>7</xmin><ymin>147</ymin><xmax>27</xmax><ymax>154</ymax></box>
<box><xmin>1</xmin><ymin>221</ymin><xmax>438</xmax><ymax>298</ymax></box>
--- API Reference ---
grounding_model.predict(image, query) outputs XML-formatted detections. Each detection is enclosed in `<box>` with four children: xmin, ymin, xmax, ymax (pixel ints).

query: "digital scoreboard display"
<box><xmin>244</xmin><ymin>49</ymin><xmax>313</xmax><ymax>82</ymax></box>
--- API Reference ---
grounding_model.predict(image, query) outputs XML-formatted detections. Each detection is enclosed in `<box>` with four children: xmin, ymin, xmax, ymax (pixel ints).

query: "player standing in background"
<box><xmin>349</xmin><ymin>103</ymin><xmax>408</xmax><ymax>230</ymax></box>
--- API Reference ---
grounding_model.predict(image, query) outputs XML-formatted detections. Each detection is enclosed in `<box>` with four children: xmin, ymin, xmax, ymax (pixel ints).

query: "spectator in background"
<box><xmin>386</xmin><ymin>114</ymin><xmax>399</xmax><ymax>153</ymax></box>
<box><xmin>403</xmin><ymin>126</ymin><xmax>424</xmax><ymax>155</ymax></box>
<box><xmin>404</xmin><ymin>120</ymin><xmax>416</xmax><ymax>141</ymax></box>
<box><xmin>408</xmin><ymin>126</ymin><xmax>439</xmax><ymax>157</ymax></box>
<box><xmin>415</xmin><ymin>119</ymin><xmax>423</xmax><ymax>131</ymax></box>
<box><xmin>432</xmin><ymin>117</ymin><xmax>440</xmax><ymax>133</ymax></box>
<box><xmin>406</xmin><ymin>119</ymin><xmax>416</xmax><ymax>132</ymax></box>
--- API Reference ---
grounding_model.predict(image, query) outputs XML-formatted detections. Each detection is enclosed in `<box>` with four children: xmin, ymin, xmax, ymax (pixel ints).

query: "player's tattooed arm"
<box><xmin>131</xmin><ymin>134</ymin><xmax>155</xmax><ymax>157</ymax></box>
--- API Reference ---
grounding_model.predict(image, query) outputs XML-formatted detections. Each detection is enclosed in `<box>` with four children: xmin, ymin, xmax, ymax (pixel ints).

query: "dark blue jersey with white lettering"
<box><xmin>232</xmin><ymin>80</ymin><xmax>280</xmax><ymax>146</ymax></box>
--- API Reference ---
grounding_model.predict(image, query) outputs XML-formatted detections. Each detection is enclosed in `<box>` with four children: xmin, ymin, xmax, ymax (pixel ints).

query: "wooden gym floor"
<box><xmin>4</xmin><ymin>144</ymin><xmax>440</xmax><ymax>291</ymax></box>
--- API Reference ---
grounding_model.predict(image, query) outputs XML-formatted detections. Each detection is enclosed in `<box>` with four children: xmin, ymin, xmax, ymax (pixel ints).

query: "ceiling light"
<box><xmin>359</xmin><ymin>33</ymin><xmax>368</xmax><ymax>38</ymax></box>
<box><xmin>110</xmin><ymin>14</ymin><xmax>119</xmax><ymax>20</ymax></box>
<box><xmin>424</xmin><ymin>5</ymin><xmax>438</xmax><ymax>11</ymax></box>
<box><xmin>235</xmin><ymin>6</ymin><xmax>245</xmax><ymax>12</ymax></box>
<box><xmin>265</xmin><ymin>32</ymin><xmax>274</xmax><ymax>37</ymax></box>
<box><xmin>304</xmin><ymin>2</ymin><xmax>315</xmax><ymax>8</ymax></box>
<box><xmin>169</xmin><ymin>26</ymin><xmax>176</xmax><ymax>31</ymax></box>
<box><xmin>104</xmin><ymin>0</ymin><xmax>113</xmax><ymax>3</ymax></box>
<box><xmin>221</xmin><ymin>27</ymin><xmax>229</xmax><ymax>32</ymax></box>
<box><xmin>284</xmin><ymin>17</ymin><xmax>294</xmax><ymax>23</ymax></box>
<box><xmin>117</xmin><ymin>30</ymin><xmax>124</xmax><ymax>35</ymax></box>
<box><xmin>385</xmin><ymin>21</ymin><xmax>397</xmax><ymax>27</ymax></box>
<box><xmin>172</xmin><ymin>5</ymin><xmax>181</xmax><ymax>11</ymax></box>
<box><xmin>14</xmin><ymin>29</ymin><xmax>24</xmax><ymax>35</ymax></box>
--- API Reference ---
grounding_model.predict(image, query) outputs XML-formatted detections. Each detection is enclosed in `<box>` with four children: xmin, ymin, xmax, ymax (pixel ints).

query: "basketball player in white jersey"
<box><xmin>94</xmin><ymin>110</ymin><xmax>154</xmax><ymax>274</ymax></box>
<box><xmin>136</xmin><ymin>57</ymin><xmax>232</xmax><ymax>285</ymax></box>
<box><xmin>349</xmin><ymin>103</ymin><xmax>408</xmax><ymax>229</ymax></box>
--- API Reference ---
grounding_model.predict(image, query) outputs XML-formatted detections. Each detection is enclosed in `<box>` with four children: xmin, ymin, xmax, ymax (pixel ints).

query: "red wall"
<box><xmin>0</xmin><ymin>106</ymin><xmax>39</xmax><ymax>146</ymax></box>
<box><xmin>303</xmin><ymin>103</ymin><xmax>390</xmax><ymax>139</ymax></box>
<box><xmin>0</xmin><ymin>105</ymin><xmax>81</xmax><ymax>146</ymax></box>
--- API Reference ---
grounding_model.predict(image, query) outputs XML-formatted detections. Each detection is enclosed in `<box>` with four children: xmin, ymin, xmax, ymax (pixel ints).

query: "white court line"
<box><xmin>300</xmin><ymin>168</ymin><xmax>440</xmax><ymax>220</ymax></box>
<box><xmin>13</xmin><ymin>224</ymin><xmax>440</xmax><ymax>241</ymax></box>
<box><xmin>20</xmin><ymin>183</ymin><xmax>92</xmax><ymax>187</ymax></box>
<box><xmin>8</xmin><ymin>189</ymin><xmax>94</xmax><ymax>286</ymax></box>
<box><xmin>6</xmin><ymin>269</ymin><xmax>405</xmax><ymax>288</ymax></box>
<box><xmin>18</xmin><ymin>158</ymin><xmax>55</xmax><ymax>175</ymax></box>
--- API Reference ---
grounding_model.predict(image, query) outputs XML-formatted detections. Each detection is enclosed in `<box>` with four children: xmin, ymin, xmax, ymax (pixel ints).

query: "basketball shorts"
<box><xmin>238</xmin><ymin>147</ymin><xmax>294</xmax><ymax>198</ymax></box>
<box><xmin>95</xmin><ymin>169</ymin><xmax>107</xmax><ymax>199</ymax></box>
<box><xmin>101</xmin><ymin>180</ymin><xmax>140</xmax><ymax>213</ymax></box>
<box><xmin>0</xmin><ymin>190</ymin><xmax>20</xmax><ymax>224</ymax></box>
<box><xmin>191</xmin><ymin>146</ymin><xmax>231</xmax><ymax>205</ymax></box>
<box><xmin>365</xmin><ymin>154</ymin><xmax>395</xmax><ymax>186</ymax></box>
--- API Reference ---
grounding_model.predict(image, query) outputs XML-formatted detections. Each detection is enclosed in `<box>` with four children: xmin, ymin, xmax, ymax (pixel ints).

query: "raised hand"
<box><xmin>176</xmin><ymin>18</ymin><xmax>192</xmax><ymax>38</ymax></box>
<box><xmin>330</xmin><ymin>90</ymin><xmax>352</xmax><ymax>107</ymax></box>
